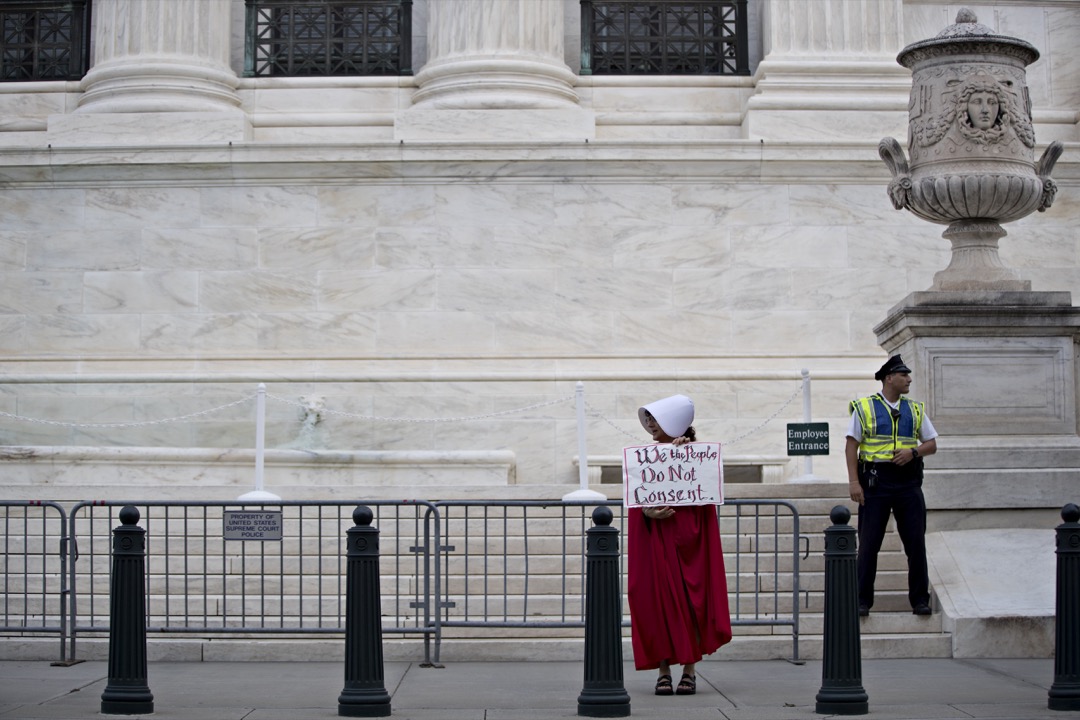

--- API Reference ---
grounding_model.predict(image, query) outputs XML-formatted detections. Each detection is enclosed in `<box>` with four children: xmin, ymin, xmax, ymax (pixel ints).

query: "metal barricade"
<box><xmin>66</xmin><ymin>500</ymin><xmax>440</xmax><ymax>663</ymax></box>
<box><xmin>725</xmin><ymin>499</ymin><xmax>804</xmax><ymax>662</ymax></box>
<box><xmin>36</xmin><ymin>497</ymin><xmax>801</xmax><ymax>665</ymax></box>
<box><xmin>431</xmin><ymin>499</ymin><xmax>803</xmax><ymax>664</ymax></box>
<box><xmin>0</xmin><ymin>501</ymin><xmax>70</xmax><ymax>663</ymax></box>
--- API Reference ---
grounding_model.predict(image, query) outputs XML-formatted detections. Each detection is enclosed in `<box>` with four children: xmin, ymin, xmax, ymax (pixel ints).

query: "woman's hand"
<box><xmin>642</xmin><ymin>505</ymin><xmax>675</xmax><ymax>520</ymax></box>
<box><xmin>671</xmin><ymin>435</ymin><xmax>691</xmax><ymax>446</ymax></box>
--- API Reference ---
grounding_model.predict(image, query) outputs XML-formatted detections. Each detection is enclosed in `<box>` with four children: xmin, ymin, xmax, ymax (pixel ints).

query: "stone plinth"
<box><xmin>875</xmin><ymin>291</ymin><xmax>1080</xmax><ymax>513</ymax></box>
<box><xmin>48</xmin><ymin>112</ymin><xmax>251</xmax><ymax>147</ymax></box>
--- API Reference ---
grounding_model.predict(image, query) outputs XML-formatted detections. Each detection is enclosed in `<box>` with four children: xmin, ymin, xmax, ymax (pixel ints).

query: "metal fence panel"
<box><xmin>66</xmin><ymin>500</ymin><xmax>438</xmax><ymax>663</ymax></box>
<box><xmin>433</xmin><ymin>499</ymin><xmax>802</xmax><ymax>663</ymax></box>
<box><xmin>0</xmin><ymin>501</ymin><xmax>69</xmax><ymax>663</ymax></box>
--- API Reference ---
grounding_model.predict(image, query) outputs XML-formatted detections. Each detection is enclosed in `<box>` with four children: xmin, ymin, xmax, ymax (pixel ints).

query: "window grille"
<box><xmin>0</xmin><ymin>0</ymin><xmax>90</xmax><ymax>82</ymax></box>
<box><xmin>245</xmin><ymin>0</ymin><xmax>411</xmax><ymax>77</ymax></box>
<box><xmin>581</xmin><ymin>0</ymin><xmax>749</xmax><ymax>76</ymax></box>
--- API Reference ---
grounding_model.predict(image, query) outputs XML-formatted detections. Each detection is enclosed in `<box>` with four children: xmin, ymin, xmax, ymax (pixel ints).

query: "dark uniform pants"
<box><xmin>856</xmin><ymin>463</ymin><xmax>930</xmax><ymax>610</ymax></box>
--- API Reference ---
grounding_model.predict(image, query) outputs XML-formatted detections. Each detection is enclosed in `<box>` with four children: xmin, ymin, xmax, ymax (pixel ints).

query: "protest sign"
<box><xmin>622</xmin><ymin>442</ymin><xmax>724</xmax><ymax>508</ymax></box>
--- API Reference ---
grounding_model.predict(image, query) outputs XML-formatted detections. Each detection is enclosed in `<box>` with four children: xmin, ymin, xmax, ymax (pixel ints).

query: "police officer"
<box><xmin>846</xmin><ymin>354</ymin><xmax>938</xmax><ymax>617</ymax></box>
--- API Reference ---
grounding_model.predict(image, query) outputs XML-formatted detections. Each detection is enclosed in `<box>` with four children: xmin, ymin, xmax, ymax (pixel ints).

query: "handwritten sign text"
<box><xmin>622</xmin><ymin>442</ymin><xmax>724</xmax><ymax>508</ymax></box>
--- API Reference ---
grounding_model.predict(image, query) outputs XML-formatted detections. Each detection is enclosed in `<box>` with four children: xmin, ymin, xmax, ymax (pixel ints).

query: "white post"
<box><xmin>792</xmin><ymin>368</ymin><xmax>824</xmax><ymax>483</ymax></box>
<box><xmin>563</xmin><ymin>381</ymin><xmax>605</xmax><ymax>502</ymax></box>
<box><xmin>238</xmin><ymin>383</ymin><xmax>281</xmax><ymax>502</ymax></box>
<box><xmin>802</xmin><ymin>368</ymin><xmax>813</xmax><ymax>479</ymax></box>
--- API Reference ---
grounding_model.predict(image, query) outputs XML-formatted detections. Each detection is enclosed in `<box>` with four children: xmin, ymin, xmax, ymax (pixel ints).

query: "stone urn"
<box><xmin>879</xmin><ymin>8</ymin><xmax>1063</xmax><ymax>292</ymax></box>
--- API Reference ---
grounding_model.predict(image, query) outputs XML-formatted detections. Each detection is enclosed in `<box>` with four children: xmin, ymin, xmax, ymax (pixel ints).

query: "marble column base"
<box><xmin>77</xmin><ymin>58</ymin><xmax>241</xmax><ymax>115</ymax></box>
<box><xmin>412</xmin><ymin>57</ymin><xmax>580</xmax><ymax>111</ymax></box>
<box><xmin>48</xmin><ymin>111</ymin><xmax>251</xmax><ymax>147</ymax></box>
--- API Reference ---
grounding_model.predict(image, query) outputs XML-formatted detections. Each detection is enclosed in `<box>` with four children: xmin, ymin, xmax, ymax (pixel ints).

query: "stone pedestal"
<box><xmin>932</xmin><ymin>221</ymin><xmax>1030</xmax><ymax>292</ymax></box>
<box><xmin>396</xmin><ymin>0</ymin><xmax>593</xmax><ymax>142</ymax></box>
<box><xmin>875</xmin><ymin>292</ymin><xmax>1080</xmax><ymax>515</ymax></box>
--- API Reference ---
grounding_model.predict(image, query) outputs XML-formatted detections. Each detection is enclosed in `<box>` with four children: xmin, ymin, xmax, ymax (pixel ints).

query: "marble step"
<box><xmin>0</xmin><ymin>630</ymin><xmax>952</xmax><ymax>663</ymax></box>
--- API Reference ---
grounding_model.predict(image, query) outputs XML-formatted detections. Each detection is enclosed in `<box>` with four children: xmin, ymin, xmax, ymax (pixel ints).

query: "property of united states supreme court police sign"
<box><xmin>223</xmin><ymin>510</ymin><xmax>283</xmax><ymax>541</ymax></box>
<box><xmin>786</xmin><ymin>423</ymin><xmax>830</xmax><ymax>456</ymax></box>
<box><xmin>622</xmin><ymin>442</ymin><xmax>724</xmax><ymax>508</ymax></box>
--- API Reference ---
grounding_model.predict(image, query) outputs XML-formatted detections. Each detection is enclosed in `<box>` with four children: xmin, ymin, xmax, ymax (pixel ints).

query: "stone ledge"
<box><xmin>0</xmin><ymin>445</ymin><xmax>517</xmax><ymax>502</ymax></box>
<box><xmin>898</xmin><ymin>291</ymin><xmax>1074</xmax><ymax>308</ymax></box>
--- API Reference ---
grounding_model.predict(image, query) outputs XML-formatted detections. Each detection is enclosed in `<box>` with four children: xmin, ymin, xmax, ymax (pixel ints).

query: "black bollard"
<box><xmin>100</xmin><ymin>505</ymin><xmax>154</xmax><ymax>715</ymax></box>
<box><xmin>577</xmin><ymin>505</ymin><xmax>631</xmax><ymax>718</ymax></box>
<box><xmin>1049</xmin><ymin>502</ymin><xmax>1080</xmax><ymax>711</ymax></box>
<box><xmin>815</xmin><ymin>505</ymin><xmax>868</xmax><ymax>715</ymax></box>
<box><xmin>338</xmin><ymin>505</ymin><xmax>392</xmax><ymax>717</ymax></box>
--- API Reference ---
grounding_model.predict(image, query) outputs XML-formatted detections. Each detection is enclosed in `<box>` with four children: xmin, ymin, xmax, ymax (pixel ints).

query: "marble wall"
<box><xmin>2</xmin><ymin>149</ymin><xmax>1077</xmax><ymax>491</ymax></box>
<box><xmin>0</xmin><ymin>0</ymin><xmax>1077</xmax><ymax>498</ymax></box>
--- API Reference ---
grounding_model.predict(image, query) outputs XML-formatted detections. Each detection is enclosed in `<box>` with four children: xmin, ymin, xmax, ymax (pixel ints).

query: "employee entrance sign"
<box><xmin>623</xmin><ymin>442</ymin><xmax>724</xmax><ymax>508</ymax></box>
<box><xmin>787</xmin><ymin>423</ymin><xmax>830</xmax><ymax>456</ymax></box>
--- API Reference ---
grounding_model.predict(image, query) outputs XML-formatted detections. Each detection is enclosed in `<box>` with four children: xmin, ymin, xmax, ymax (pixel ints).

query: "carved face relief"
<box><xmin>911</xmin><ymin>70</ymin><xmax>1036</xmax><ymax>153</ymax></box>
<box><xmin>954</xmin><ymin>78</ymin><xmax>1012</xmax><ymax>145</ymax></box>
<box><xmin>966</xmin><ymin>91</ymin><xmax>999</xmax><ymax>130</ymax></box>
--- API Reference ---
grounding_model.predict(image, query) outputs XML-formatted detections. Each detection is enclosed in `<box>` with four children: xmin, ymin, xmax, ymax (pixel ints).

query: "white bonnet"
<box><xmin>638</xmin><ymin>394</ymin><xmax>695</xmax><ymax>438</ymax></box>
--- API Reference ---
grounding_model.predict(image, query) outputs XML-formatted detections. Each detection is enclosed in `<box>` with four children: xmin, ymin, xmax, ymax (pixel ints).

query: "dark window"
<box><xmin>245</xmin><ymin>0</ymin><xmax>411</xmax><ymax>77</ymax></box>
<box><xmin>581</xmin><ymin>1</ymin><xmax>748</xmax><ymax>76</ymax></box>
<box><xmin>0</xmin><ymin>0</ymin><xmax>90</xmax><ymax>82</ymax></box>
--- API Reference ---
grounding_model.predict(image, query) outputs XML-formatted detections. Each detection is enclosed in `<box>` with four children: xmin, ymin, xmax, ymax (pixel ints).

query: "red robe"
<box><xmin>627</xmin><ymin>504</ymin><xmax>732</xmax><ymax>670</ymax></box>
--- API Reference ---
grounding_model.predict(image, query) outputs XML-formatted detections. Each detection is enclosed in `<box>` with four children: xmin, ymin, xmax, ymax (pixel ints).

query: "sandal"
<box><xmin>654</xmin><ymin>674</ymin><xmax>674</xmax><ymax>696</ymax></box>
<box><xmin>676</xmin><ymin>673</ymin><xmax>696</xmax><ymax>695</ymax></box>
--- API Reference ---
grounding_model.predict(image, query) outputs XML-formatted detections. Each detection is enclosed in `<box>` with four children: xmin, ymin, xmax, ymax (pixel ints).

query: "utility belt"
<box><xmin>858</xmin><ymin>458</ymin><xmax>923</xmax><ymax>488</ymax></box>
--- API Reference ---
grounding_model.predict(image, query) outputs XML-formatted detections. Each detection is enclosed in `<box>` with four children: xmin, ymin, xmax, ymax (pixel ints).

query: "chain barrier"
<box><xmin>725</xmin><ymin>382</ymin><xmax>804</xmax><ymax>447</ymax></box>
<box><xmin>265</xmin><ymin>392</ymin><xmax>576</xmax><ymax>424</ymax></box>
<box><xmin>0</xmin><ymin>383</ymin><xmax>804</xmax><ymax>446</ymax></box>
<box><xmin>0</xmin><ymin>395</ymin><xmax>255</xmax><ymax>429</ymax></box>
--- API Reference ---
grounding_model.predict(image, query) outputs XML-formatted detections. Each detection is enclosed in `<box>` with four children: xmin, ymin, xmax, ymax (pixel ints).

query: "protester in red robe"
<box><xmin>627</xmin><ymin>394</ymin><xmax>732</xmax><ymax>696</ymax></box>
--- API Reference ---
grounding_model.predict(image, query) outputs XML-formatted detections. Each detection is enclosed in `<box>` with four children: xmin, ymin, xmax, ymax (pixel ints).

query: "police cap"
<box><xmin>874</xmin><ymin>354</ymin><xmax>911</xmax><ymax>381</ymax></box>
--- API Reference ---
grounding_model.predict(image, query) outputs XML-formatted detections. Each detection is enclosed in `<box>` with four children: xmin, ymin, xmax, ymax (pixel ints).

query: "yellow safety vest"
<box><xmin>849</xmin><ymin>394</ymin><xmax>924</xmax><ymax>462</ymax></box>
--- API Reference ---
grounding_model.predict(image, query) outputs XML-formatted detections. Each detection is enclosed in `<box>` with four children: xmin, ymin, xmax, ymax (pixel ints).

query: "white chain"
<box><xmin>0</xmin><ymin>395</ymin><xmax>255</xmax><ymax>429</ymax></box>
<box><xmin>266</xmin><ymin>392</ymin><xmax>576</xmax><ymax>424</ymax></box>
<box><xmin>724</xmin><ymin>383</ymin><xmax>803</xmax><ymax>447</ymax></box>
<box><xmin>0</xmin><ymin>385</ymin><xmax>803</xmax><ymax>443</ymax></box>
<box><xmin>584</xmin><ymin>400</ymin><xmax>640</xmax><ymax>442</ymax></box>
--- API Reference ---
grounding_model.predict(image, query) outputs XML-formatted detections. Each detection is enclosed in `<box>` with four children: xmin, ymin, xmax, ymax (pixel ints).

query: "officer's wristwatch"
<box><xmin>911</xmin><ymin>447</ymin><xmax>920</xmax><ymax>459</ymax></box>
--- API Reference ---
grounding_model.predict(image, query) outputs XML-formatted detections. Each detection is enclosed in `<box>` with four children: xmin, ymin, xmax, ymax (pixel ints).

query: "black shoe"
<box><xmin>858</xmin><ymin>604</ymin><xmax>870</xmax><ymax>617</ymax></box>
<box><xmin>913</xmin><ymin>603</ymin><xmax>932</xmax><ymax>615</ymax></box>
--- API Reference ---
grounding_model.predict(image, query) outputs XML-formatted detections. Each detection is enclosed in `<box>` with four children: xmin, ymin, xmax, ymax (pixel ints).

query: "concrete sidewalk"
<box><xmin>0</xmin><ymin>658</ymin><xmax>1075</xmax><ymax>720</ymax></box>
